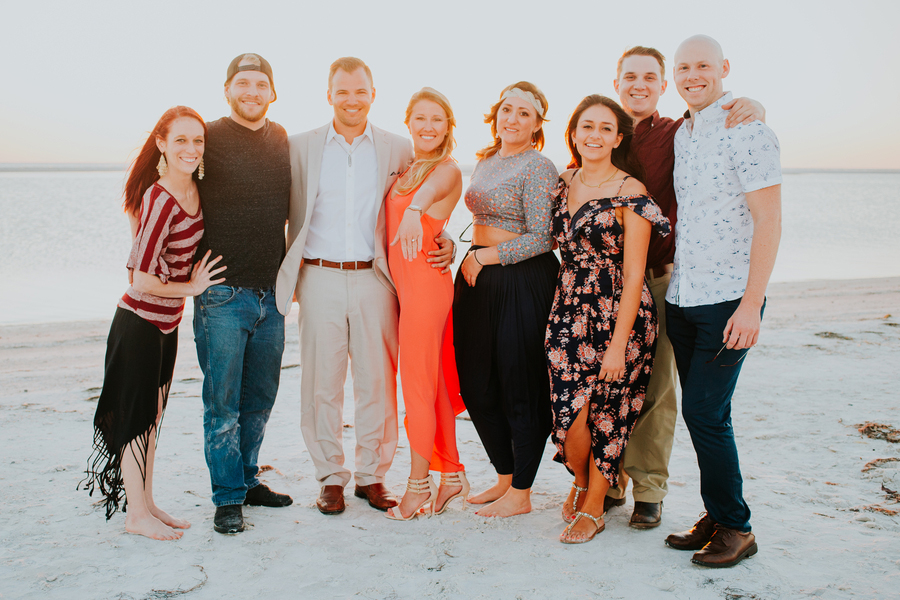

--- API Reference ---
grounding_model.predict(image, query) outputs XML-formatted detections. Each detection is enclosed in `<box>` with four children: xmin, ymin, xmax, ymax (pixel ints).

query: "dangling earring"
<box><xmin>197</xmin><ymin>157</ymin><xmax>205</xmax><ymax>180</ymax></box>
<box><xmin>157</xmin><ymin>154</ymin><xmax>168</xmax><ymax>177</ymax></box>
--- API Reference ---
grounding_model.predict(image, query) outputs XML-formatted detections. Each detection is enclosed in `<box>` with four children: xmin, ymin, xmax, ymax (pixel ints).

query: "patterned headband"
<box><xmin>501</xmin><ymin>88</ymin><xmax>544</xmax><ymax>117</ymax></box>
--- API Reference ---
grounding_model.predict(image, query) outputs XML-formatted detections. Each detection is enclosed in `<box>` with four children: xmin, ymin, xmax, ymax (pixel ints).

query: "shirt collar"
<box><xmin>684</xmin><ymin>91</ymin><xmax>734</xmax><ymax>125</ymax></box>
<box><xmin>634</xmin><ymin>111</ymin><xmax>661</xmax><ymax>136</ymax></box>
<box><xmin>326</xmin><ymin>121</ymin><xmax>374</xmax><ymax>146</ymax></box>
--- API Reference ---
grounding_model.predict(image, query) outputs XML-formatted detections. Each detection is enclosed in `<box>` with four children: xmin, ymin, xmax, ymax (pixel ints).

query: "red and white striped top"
<box><xmin>118</xmin><ymin>183</ymin><xmax>204</xmax><ymax>334</ymax></box>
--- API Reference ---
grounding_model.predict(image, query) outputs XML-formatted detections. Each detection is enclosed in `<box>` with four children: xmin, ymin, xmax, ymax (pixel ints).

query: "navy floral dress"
<box><xmin>545</xmin><ymin>175</ymin><xmax>670</xmax><ymax>486</ymax></box>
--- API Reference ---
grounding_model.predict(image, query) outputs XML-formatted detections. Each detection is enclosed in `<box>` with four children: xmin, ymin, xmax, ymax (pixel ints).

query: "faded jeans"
<box><xmin>194</xmin><ymin>286</ymin><xmax>284</xmax><ymax>507</ymax></box>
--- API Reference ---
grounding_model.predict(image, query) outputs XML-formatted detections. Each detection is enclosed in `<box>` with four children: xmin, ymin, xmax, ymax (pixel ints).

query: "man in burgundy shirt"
<box><xmin>603</xmin><ymin>46</ymin><xmax>765</xmax><ymax>528</ymax></box>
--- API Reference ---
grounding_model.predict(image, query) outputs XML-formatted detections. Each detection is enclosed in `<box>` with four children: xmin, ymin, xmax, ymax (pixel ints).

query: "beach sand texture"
<box><xmin>1</xmin><ymin>277</ymin><xmax>899</xmax><ymax>599</ymax></box>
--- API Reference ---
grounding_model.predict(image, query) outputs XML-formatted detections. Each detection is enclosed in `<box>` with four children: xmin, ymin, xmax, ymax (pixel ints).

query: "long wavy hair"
<box><xmin>122</xmin><ymin>106</ymin><xmax>207</xmax><ymax>217</ymax></box>
<box><xmin>564</xmin><ymin>95</ymin><xmax>644</xmax><ymax>182</ymax></box>
<box><xmin>476</xmin><ymin>81</ymin><xmax>549</xmax><ymax>161</ymax></box>
<box><xmin>395</xmin><ymin>87</ymin><xmax>457</xmax><ymax>195</ymax></box>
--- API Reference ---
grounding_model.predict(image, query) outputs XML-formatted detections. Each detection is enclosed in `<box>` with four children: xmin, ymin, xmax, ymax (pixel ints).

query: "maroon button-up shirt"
<box><xmin>632</xmin><ymin>111</ymin><xmax>682</xmax><ymax>270</ymax></box>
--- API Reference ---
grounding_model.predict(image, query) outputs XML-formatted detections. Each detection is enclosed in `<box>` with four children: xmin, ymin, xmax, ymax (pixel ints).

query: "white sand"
<box><xmin>1</xmin><ymin>277</ymin><xmax>899</xmax><ymax>599</ymax></box>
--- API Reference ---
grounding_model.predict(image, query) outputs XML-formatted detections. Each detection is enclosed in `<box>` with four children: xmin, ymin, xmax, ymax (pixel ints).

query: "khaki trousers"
<box><xmin>297</xmin><ymin>265</ymin><xmax>399</xmax><ymax>487</ymax></box>
<box><xmin>608</xmin><ymin>272</ymin><xmax>678</xmax><ymax>503</ymax></box>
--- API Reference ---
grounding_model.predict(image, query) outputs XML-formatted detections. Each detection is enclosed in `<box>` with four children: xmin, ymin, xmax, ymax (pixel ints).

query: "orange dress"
<box><xmin>387</xmin><ymin>173</ymin><xmax>465</xmax><ymax>473</ymax></box>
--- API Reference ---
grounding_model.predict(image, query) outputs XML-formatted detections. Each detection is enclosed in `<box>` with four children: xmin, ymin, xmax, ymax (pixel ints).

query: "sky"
<box><xmin>1</xmin><ymin>0</ymin><xmax>898</xmax><ymax>169</ymax></box>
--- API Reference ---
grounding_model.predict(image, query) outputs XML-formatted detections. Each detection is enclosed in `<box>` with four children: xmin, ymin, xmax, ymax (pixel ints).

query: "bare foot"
<box><xmin>475</xmin><ymin>488</ymin><xmax>532</xmax><ymax>518</ymax></box>
<box><xmin>561</xmin><ymin>485</ymin><xmax>587</xmax><ymax>522</ymax></box>
<box><xmin>467</xmin><ymin>480</ymin><xmax>510</xmax><ymax>505</ymax></box>
<box><xmin>560</xmin><ymin>513</ymin><xmax>604</xmax><ymax>543</ymax></box>
<box><xmin>125</xmin><ymin>513</ymin><xmax>183</xmax><ymax>541</ymax></box>
<box><xmin>150</xmin><ymin>505</ymin><xmax>191</xmax><ymax>529</ymax></box>
<box><xmin>386</xmin><ymin>489</ymin><xmax>432</xmax><ymax>520</ymax></box>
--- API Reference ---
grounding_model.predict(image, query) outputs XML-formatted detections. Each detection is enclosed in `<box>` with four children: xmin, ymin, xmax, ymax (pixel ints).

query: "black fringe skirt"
<box><xmin>80</xmin><ymin>307</ymin><xmax>177</xmax><ymax>519</ymax></box>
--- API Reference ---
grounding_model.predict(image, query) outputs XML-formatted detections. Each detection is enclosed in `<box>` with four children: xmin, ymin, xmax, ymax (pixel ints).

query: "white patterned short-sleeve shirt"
<box><xmin>666</xmin><ymin>92</ymin><xmax>782</xmax><ymax>308</ymax></box>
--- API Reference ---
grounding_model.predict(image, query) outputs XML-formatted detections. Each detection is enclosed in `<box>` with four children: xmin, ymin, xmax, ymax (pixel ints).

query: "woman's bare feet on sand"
<box><xmin>149</xmin><ymin>505</ymin><xmax>191</xmax><ymax>529</ymax></box>
<box><xmin>467</xmin><ymin>474</ymin><xmax>512</xmax><ymax>505</ymax></box>
<box><xmin>475</xmin><ymin>487</ymin><xmax>532</xmax><ymax>518</ymax></box>
<box><xmin>125</xmin><ymin>513</ymin><xmax>183</xmax><ymax>540</ymax></box>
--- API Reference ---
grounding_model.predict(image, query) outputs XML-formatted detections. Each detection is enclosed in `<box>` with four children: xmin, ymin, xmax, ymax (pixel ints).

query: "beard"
<box><xmin>229</xmin><ymin>95</ymin><xmax>270</xmax><ymax>123</ymax></box>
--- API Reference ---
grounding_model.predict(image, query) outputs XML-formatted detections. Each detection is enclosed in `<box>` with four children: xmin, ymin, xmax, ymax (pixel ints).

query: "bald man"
<box><xmin>663</xmin><ymin>35</ymin><xmax>782</xmax><ymax>568</ymax></box>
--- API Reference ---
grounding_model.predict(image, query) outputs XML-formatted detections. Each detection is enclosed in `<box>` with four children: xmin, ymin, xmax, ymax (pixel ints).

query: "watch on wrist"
<box><xmin>406</xmin><ymin>204</ymin><xmax>423</xmax><ymax>216</ymax></box>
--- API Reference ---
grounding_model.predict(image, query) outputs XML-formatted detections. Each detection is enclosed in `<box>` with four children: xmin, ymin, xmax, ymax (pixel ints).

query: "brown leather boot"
<box><xmin>665</xmin><ymin>512</ymin><xmax>717</xmax><ymax>550</ymax></box>
<box><xmin>691</xmin><ymin>525</ymin><xmax>758</xmax><ymax>568</ymax></box>
<box><xmin>629</xmin><ymin>501</ymin><xmax>662</xmax><ymax>529</ymax></box>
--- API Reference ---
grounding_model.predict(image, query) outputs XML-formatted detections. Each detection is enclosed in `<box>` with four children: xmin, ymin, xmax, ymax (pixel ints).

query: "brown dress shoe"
<box><xmin>665</xmin><ymin>512</ymin><xmax>717</xmax><ymax>550</ymax></box>
<box><xmin>603</xmin><ymin>495</ymin><xmax>626</xmax><ymax>514</ymax></box>
<box><xmin>316</xmin><ymin>485</ymin><xmax>346</xmax><ymax>515</ymax></box>
<box><xmin>692</xmin><ymin>525</ymin><xmax>758</xmax><ymax>568</ymax></box>
<box><xmin>354</xmin><ymin>483</ymin><xmax>398</xmax><ymax>511</ymax></box>
<box><xmin>629</xmin><ymin>501</ymin><xmax>662</xmax><ymax>529</ymax></box>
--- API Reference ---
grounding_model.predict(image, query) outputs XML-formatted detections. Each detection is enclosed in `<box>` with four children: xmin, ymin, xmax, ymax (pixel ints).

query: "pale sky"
<box><xmin>2</xmin><ymin>0</ymin><xmax>898</xmax><ymax>169</ymax></box>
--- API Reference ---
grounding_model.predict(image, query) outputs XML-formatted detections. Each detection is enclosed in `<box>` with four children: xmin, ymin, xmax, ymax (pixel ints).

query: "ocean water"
<box><xmin>0</xmin><ymin>169</ymin><xmax>897</xmax><ymax>325</ymax></box>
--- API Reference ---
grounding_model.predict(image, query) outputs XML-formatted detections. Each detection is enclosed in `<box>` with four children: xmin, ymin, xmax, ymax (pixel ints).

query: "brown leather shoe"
<box><xmin>354</xmin><ymin>483</ymin><xmax>398</xmax><ymax>511</ymax></box>
<box><xmin>316</xmin><ymin>485</ymin><xmax>346</xmax><ymax>515</ymax></box>
<box><xmin>665</xmin><ymin>512</ymin><xmax>717</xmax><ymax>550</ymax></box>
<box><xmin>629</xmin><ymin>501</ymin><xmax>662</xmax><ymax>529</ymax></box>
<box><xmin>691</xmin><ymin>525</ymin><xmax>758</xmax><ymax>568</ymax></box>
<box><xmin>603</xmin><ymin>495</ymin><xmax>626</xmax><ymax>514</ymax></box>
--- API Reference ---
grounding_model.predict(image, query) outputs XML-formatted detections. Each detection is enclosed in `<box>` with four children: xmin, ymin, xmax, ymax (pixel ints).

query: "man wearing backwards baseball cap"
<box><xmin>193</xmin><ymin>53</ymin><xmax>292</xmax><ymax>534</ymax></box>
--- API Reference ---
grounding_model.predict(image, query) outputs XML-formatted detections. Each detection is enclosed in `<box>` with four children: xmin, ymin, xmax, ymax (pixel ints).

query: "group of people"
<box><xmin>81</xmin><ymin>34</ymin><xmax>782</xmax><ymax>570</ymax></box>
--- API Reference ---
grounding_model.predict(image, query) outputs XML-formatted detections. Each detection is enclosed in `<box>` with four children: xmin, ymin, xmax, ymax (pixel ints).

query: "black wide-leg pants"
<box><xmin>453</xmin><ymin>249</ymin><xmax>559</xmax><ymax>490</ymax></box>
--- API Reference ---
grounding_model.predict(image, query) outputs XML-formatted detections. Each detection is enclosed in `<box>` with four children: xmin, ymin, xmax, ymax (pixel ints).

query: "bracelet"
<box><xmin>406</xmin><ymin>204</ymin><xmax>423</xmax><ymax>216</ymax></box>
<box><xmin>472</xmin><ymin>249</ymin><xmax>483</xmax><ymax>266</ymax></box>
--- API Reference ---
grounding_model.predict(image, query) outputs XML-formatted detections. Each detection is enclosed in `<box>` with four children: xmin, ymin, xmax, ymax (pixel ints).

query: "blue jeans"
<box><xmin>194</xmin><ymin>286</ymin><xmax>285</xmax><ymax>507</ymax></box>
<box><xmin>665</xmin><ymin>298</ymin><xmax>765</xmax><ymax>533</ymax></box>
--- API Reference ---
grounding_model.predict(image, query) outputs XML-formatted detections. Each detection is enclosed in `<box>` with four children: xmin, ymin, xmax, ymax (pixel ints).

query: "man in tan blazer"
<box><xmin>275</xmin><ymin>57</ymin><xmax>453</xmax><ymax>515</ymax></box>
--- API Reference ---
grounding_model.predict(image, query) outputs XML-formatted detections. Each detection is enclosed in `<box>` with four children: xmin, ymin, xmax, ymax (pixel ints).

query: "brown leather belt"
<box><xmin>645</xmin><ymin>263</ymin><xmax>674</xmax><ymax>280</ymax></box>
<box><xmin>305</xmin><ymin>258</ymin><xmax>373</xmax><ymax>270</ymax></box>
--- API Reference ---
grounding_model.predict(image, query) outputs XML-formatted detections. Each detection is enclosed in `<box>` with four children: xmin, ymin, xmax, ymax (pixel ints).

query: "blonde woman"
<box><xmin>385</xmin><ymin>88</ymin><xmax>467</xmax><ymax>520</ymax></box>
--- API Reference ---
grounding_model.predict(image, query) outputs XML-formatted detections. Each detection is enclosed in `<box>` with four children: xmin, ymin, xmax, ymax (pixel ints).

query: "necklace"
<box><xmin>579</xmin><ymin>167</ymin><xmax>618</xmax><ymax>188</ymax></box>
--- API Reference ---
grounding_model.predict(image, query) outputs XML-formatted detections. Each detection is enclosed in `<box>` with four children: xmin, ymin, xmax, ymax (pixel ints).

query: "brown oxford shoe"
<box><xmin>354</xmin><ymin>483</ymin><xmax>398</xmax><ymax>511</ymax></box>
<box><xmin>629</xmin><ymin>501</ymin><xmax>663</xmax><ymax>529</ymax></box>
<box><xmin>665</xmin><ymin>512</ymin><xmax>717</xmax><ymax>550</ymax></box>
<box><xmin>316</xmin><ymin>485</ymin><xmax>346</xmax><ymax>515</ymax></box>
<box><xmin>691</xmin><ymin>525</ymin><xmax>758</xmax><ymax>568</ymax></box>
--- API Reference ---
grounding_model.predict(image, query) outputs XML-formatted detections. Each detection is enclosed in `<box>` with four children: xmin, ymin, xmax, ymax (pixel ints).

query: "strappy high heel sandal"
<box><xmin>562</xmin><ymin>481</ymin><xmax>588</xmax><ymax>523</ymax></box>
<box><xmin>560</xmin><ymin>512</ymin><xmax>605</xmax><ymax>544</ymax></box>
<box><xmin>431</xmin><ymin>471</ymin><xmax>470</xmax><ymax>515</ymax></box>
<box><xmin>385</xmin><ymin>475</ymin><xmax>437</xmax><ymax>521</ymax></box>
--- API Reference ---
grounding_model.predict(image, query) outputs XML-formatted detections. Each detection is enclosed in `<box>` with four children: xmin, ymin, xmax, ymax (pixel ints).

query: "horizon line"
<box><xmin>1</xmin><ymin>163</ymin><xmax>899</xmax><ymax>176</ymax></box>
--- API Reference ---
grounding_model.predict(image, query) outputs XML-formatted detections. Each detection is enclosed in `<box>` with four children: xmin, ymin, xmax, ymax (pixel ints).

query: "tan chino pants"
<box><xmin>608</xmin><ymin>272</ymin><xmax>678</xmax><ymax>503</ymax></box>
<box><xmin>297</xmin><ymin>265</ymin><xmax>399</xmax><ymax>488</ymax></box>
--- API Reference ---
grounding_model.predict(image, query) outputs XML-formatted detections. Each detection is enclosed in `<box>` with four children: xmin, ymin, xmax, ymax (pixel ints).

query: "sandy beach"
<box><xmin>1</xmin><ymin>276</ymin><xmax>898</xmax><ymax>600</ymax></box>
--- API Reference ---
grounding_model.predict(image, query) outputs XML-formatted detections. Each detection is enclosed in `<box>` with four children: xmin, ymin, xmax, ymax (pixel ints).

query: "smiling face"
<box><xmin>615</xmin><ymin>54</ymin><xmax>667</xmax><ymax>121</ymax></box>
<box><xmin>571</xmin><ymin>104</ymin><xmax>623</xmax><ymax>163</ymax></box>
<box><xmin>328</xmin><ymin>67</ymin><xmax>375</xmax><ymax>131</ymax></box>
<box><xmin>156</xmin><ymin>117</ymin><xmax>205</xmax><ymax>176</ymax></box>
<box><xmin>407</xmin><ymin>99</ymin><xmax>449</xmax><ymax>155</ymax></box>
<box><xmin>225</xmin><ymin>68</ymin><xmax>275</xmax><ymax>127</ymax></box>
<box><xmin>496</xmin><ymin>96</ymin><xmax>542</xmax><ymax>153</ymax></box>
<box><xmin>673</xmin><ymin>37</ymin><xmax>730</xmax><ymax>113</ymax></box>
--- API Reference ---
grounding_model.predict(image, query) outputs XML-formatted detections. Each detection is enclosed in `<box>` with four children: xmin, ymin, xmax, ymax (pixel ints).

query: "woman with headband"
<box><xmin>453</xmin><ymin>82</ymin><xmax>559</xmax><ymax>517</ymax></box>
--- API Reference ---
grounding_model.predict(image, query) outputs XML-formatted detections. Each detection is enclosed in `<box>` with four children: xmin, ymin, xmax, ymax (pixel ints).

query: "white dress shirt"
<box><xmin>303</xmin><ymin>122</ymin><xmax>380</xmax><ymax>261</ymax></box>
<box><xmin>666</xmin><ymin>92</ymin><xmax>782</xmax><ymax>308</ymax></box>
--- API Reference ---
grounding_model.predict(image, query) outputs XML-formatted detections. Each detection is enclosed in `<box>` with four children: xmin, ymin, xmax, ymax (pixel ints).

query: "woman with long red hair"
<box><xmin>81</xmin><ymin>106</ymin><xmax>225</xmax><ymax>540</ymax></box>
